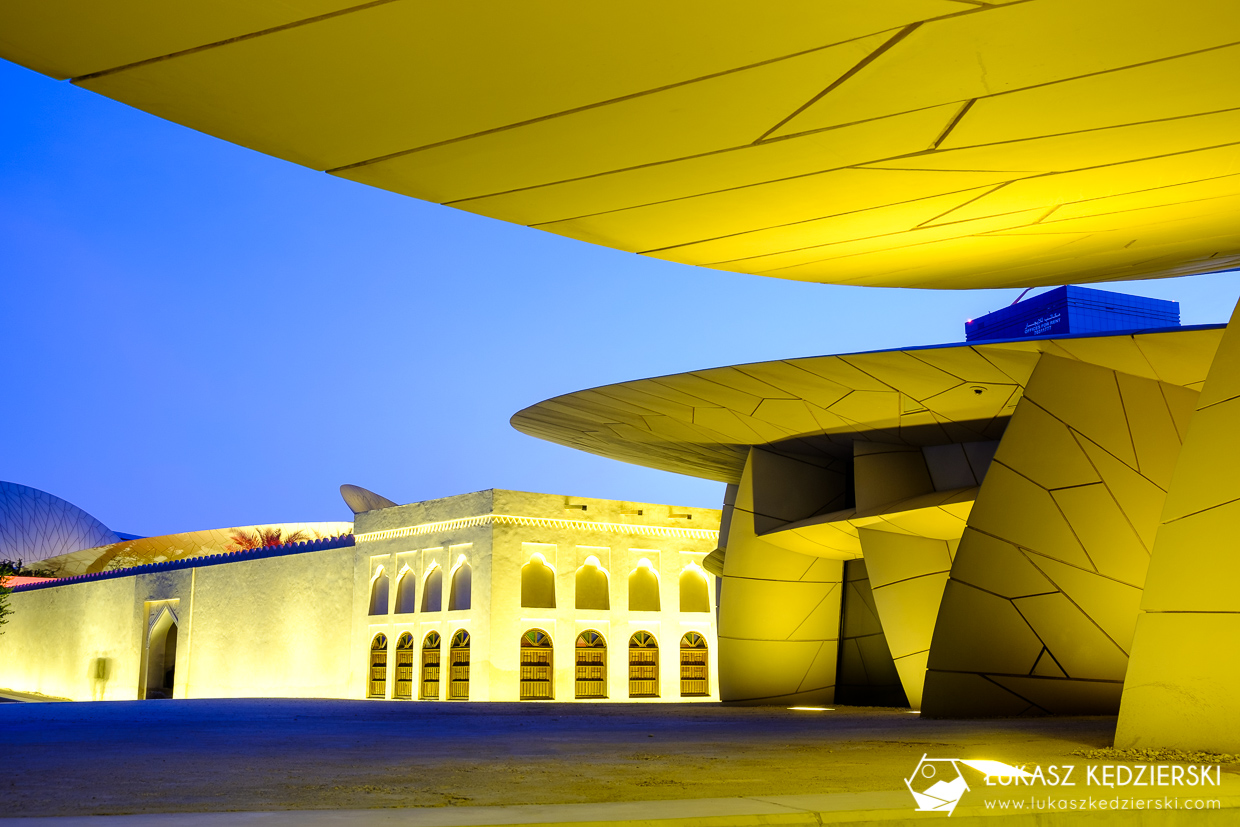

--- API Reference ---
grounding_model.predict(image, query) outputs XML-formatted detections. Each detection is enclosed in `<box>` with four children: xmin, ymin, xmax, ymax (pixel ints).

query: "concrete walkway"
<box><xmin>0</xmin><ymin>688</ymin><xmax>67</xmax><ymax>703</ymax></box>
<box><xmin>2</xmin><ymin>790</ymin><xmax>1238</xmax><ymax>827</ymax></box>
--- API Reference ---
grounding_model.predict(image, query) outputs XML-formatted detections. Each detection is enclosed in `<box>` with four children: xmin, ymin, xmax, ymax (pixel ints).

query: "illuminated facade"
<box><xmin>354</xmin><ymin>489</ymin><xmax>719</xmax><ymax>702</ymax></box>
<box><xmin>4</xmin><ymin>1</ymin><xmax>1240</xmax><ymax>750</ymax></box>
<box><xmin>0</xmin><ymin>490</ymin><xmax>719</xmax><ymax>704</ymax></box>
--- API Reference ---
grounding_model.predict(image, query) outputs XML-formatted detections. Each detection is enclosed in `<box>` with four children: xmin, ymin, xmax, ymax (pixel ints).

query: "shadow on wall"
<box><xmin>90</xmin><ymin>657</ymin><xmax>113</xmax><ymax>701</ymax></box>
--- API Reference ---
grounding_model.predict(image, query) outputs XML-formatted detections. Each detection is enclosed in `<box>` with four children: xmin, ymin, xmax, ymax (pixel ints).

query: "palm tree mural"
<box><xmin>226</xmin><ymin>527</ymin><xmax>319</xmax><ymax>552</ymax></box>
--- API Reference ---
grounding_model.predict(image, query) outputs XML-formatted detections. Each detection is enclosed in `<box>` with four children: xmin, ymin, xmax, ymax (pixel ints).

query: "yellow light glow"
<box><xmin>959</xmin><ymin>760</ymin><xmax>1035</xmax><ymax>779</ymax></box>
<box><xmin>355</xmin><ymin>514</ymin><xmax>718</xmax><ymax>543</ymax></box>
<box><xmin>526</xmin><ymin>551</ymin><xmax>557</xmax><ymax>576</ymax></box>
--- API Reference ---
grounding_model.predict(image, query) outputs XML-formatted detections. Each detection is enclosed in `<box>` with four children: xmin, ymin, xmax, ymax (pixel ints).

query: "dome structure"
<box><xmin>0</xmin><ymin>481</ymin><xmax>121</xmax><ymax>565</ymax></box>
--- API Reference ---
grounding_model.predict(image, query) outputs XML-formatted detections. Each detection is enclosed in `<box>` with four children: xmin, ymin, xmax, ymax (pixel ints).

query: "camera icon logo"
<box><xmin>905</xmin><ymin>755</ymin><xmax>1033</xmax><ymax>815</ymax></box>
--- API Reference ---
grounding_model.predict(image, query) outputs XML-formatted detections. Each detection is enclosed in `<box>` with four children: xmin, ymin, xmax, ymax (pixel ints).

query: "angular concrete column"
<box><xmin>851</xmin><ymin>440</ymin><xmax>990</xmax><ymax>709</ymax></box>
<box><xmin>923</xmin><ymin>354</ymin><xmax>1196</xmax><ymax>716</ymax></box>
<box><xmin>857</xmin><ymin>529</ymin><xmax>953</xmax><ymax>709</ymax></box>
<box><xmin>835</xmin><ymin>558</ymin><xmax>906</xmax><ymax>706</ymax></box>
<box><xmin>717</xmin><ymin>448</ymin><xmax>847</xmax><ymax>704</ymax></box>
<box><xmin>1117</xmin><ymin>301</ymin><xmax>1240</xmax><ymax>752</ymax></box>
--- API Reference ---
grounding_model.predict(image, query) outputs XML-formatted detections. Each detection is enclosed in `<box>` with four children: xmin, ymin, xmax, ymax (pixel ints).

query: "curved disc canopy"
<box><xmin>340</xmin><ymin>484</ymin><xmax>398</xmax><ymax>515</ymax></box>
<box><xmin>5</xmin><ymin>1</ymin><xmax>1240</xmax><ymax>288</ymax></box>
<box><xmin>511</xmin><ymin>326</ymin><xmax>1224</xmax><ymax>482</ymax></box>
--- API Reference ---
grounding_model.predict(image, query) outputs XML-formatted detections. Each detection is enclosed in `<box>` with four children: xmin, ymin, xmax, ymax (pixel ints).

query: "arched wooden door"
<box><xmin>520</xmin><ymin>629</ymin><xmax>553</xmax><ymax>700</ymax></box>
<box><xmin>368</xmin><ymin>633</ymin><xmax>388</xmax><ymax>699</ymax></box>
<box><xmin>393</xmin><ymin>632</ymin><xmax>414</xmax><ymax>699</ymax></box>
<box><xmin>628</xmin><ymin>631</ymin><xmax>659</xmax><ymax>698</ymax></box>
<box><xmin>449</xmin><ymin>629</ymin><xmax>470</xmax><ymax>700</ymax></box>
<box><xmin>680</xmin><ymin>632</ymin><xmax>709</xmax><ymax>697</ymax></box>
<box><xmin>575</xmin><ymin>630</ymin><xmax>607</xmax><ymax>699</ymax></box>
<box><xmin>420</xmin><ymin>631</ymin><xmax>441</xmax><ymax>700</ymax></box>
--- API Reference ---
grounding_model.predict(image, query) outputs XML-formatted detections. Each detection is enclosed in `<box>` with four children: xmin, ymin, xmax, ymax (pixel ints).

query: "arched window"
<box><xmin>575</xmin><ymin>556</ymin><xmax>610</xmax><ymax>611</ymax></box>
<box><xmin>575</xmin><ymin>630</ymin><xmax>607</xmax><ymax>699</ymax></box>
<box><xmin>449</xmin><ymin>559</ymin><xmax>472</xmax><ymax>611</ymax></box>
<box><xmin>629</xmin><ymin>631</ymin><xmax>659</xmax><ymax>698</ymax></box>
<box><xmin>368</xmin><ymin>633</ymin><xmax>388</xmax><ymax>699</ymax></box>
<box><xmin>394</xmin><ymin>567</ymin><xmax>417</xmax><ymax>614</ymax></box>
<box><xmin>393</xmin><ymin>632</ymin><xmax>414</xmax><ymax>699</ymax></box>
<box><xmin>680</xmin><ymin>632</ymin><xmax>708</xmax><ymax>697</ymax></box>
<box><xmin>368</xmin><ymin>566</ymin><xmax>389</xmax><ymax>616</ymax></box>
<box><xmin>679</xmin><ymin>564</ymin><xmax>710</xmax><ymax>613</ymax></box>
<box><xmin>420</xmin><ymin>631</ymin><xmax>441</xmax><ymax>700</ymax></box>
<box><xmin>520</xmin><ymin>628</ymin><xmax>554</xmax><ymax>700</ymax></box>
<box><xmin>421</xmin><ymin>565</ymin><xmax>443</xmax><ymax>612</ymax></box>
<box><xmin>521</xmin><ymin>553</ymin><xmax>556</xmax><ymax>609</ymax></box>
<box><xmin>628</xmin><ymin>559</ymin><xmax>660</xmax><ymax>612</ymax></box>
<box><xmin>449</xmin><ymin>629</ymin><xmax>470</xmax><ymax>700</ymax></box>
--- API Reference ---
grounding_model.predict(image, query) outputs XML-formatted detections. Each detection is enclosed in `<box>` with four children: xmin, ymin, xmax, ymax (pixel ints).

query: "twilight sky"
<box><xmin>3</xmin><ymin>58</ymin><xmax>1239</xmax><ymax>538</ymax></box>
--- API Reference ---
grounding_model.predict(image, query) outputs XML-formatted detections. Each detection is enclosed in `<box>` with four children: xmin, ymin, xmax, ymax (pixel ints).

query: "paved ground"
<box><xmin>0</xmin><ymin>688</ymin><xmax>66</xmax><ymax>703</ymax></box>
<box><xmin>1</xmin><ymin>698</ymin><xmax>1136</xmax><ymax>818</ymax></box>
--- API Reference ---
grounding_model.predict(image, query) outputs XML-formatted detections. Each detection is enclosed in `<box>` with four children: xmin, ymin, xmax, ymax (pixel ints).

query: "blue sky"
<box><xmin>3</xmin><ymin>58</ymin><xmax>1238</xmax><ymax>537</ymax></box>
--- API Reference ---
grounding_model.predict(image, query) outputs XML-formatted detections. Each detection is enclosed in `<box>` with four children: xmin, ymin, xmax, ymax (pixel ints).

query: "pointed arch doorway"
<box><xmin>142</xmin><ymin>605</ymin><xmax>179</xmax><ymax>700</ymax></box>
